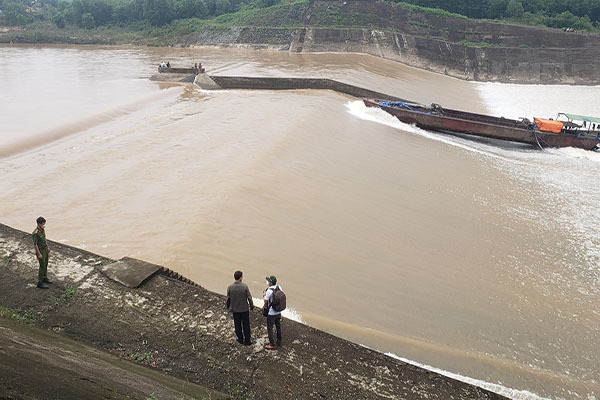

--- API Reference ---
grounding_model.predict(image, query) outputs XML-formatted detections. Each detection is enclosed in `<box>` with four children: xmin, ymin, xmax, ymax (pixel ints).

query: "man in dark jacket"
<box><xmin>226</xmin><ymin>270</ymin><xmax>254</xmax><ymax>345</ymax></box>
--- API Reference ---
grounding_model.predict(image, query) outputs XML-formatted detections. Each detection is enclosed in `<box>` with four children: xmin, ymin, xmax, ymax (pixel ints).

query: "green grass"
<box><xmin>134</xmin><ymin>0</ymin><xmax>306</xmax><ymax>45</ymax></box>
<box><xmin>407</xmin><ymin>20</ymin><xmax>435</xmax><ymax>30</ymax></box>
<box><xmin>148</xmin><ymin>394</ymin><xmax>207</xmax><ymax>400</ymax></box>
<box><xmin>229</xmin><ymin>385</ymin><xmax>255</xmax><ymax>400</ymax></box>
<box><xmin>310</xmin><ymin>10</ymin><xmax>380</xmax><ymax>29</ymax></box>
<box><xmin>0</xmin><ymin>306</ymin><xmax>36</xmax><ymax>323</ymax></box>
<box><xmin>457</xmin><ymin>39</ymin><xmax>500</xmax><ymax>48</ymax></box>
<box><xmin>459</xmin><ymin>29</ymin><xmax>486</xmax><ymax>35</ymax></box>
<box><xmin>391</xmin><ymin>1</ymin><xmax>468</xmax><ymax>19</ymax></box>
<box><xmin>131</xmin><ymin>351</ymin><xmax>154</xmax><ymax>364</ymax></box>
<box><xmin>209</xmin><ymin>0</ymin><xmax>306</xmax><ymax>27</ymax></box>
<box><xmin>61</xmin><ymin>285</ymin><xmax>77</xmax><ymax>300</ymax></box>
<box><xmin>2</xmin><ymin>0</ymin><xmax>594</xmax><ymax>47</ymax></box>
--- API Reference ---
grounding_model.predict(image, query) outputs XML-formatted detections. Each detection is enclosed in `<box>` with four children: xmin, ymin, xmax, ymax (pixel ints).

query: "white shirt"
<box><xmin>264</xmin><ymin>285</ymin><xmax>282</xmax><ymax>316</ymax></box>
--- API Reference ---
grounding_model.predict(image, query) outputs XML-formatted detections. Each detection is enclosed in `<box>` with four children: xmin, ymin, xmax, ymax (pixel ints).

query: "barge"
<box><xmin>363</xmin><ymin>99</ymin><xmax>600</xmax><ymax>150</ymax></box>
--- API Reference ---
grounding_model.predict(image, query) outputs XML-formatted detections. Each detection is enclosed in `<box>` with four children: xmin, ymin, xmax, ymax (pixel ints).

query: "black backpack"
<box><xmin>270</xmin><ymin>286</ymin><xmax>287</xmax><ymax>312</ymax></box>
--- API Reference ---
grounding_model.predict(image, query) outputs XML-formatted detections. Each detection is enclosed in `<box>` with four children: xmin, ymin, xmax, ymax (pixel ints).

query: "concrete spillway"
<box><xmin>194</xmin><ymin>73</ymin><xmax>410</xmax><ymax>102</ymax></box>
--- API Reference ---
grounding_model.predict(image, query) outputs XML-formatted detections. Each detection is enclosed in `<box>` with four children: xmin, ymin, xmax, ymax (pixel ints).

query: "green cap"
<box><xmin>266</xmin><ymin>275</ymin><xmax>277</xmax><ymax>284</ymax></box>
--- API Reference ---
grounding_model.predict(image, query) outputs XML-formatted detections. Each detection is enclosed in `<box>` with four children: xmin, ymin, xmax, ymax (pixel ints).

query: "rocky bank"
<box><xmin>189</xmin><ymin>0</ymin><xmax>600</xmax><ymax>84</ymax></box>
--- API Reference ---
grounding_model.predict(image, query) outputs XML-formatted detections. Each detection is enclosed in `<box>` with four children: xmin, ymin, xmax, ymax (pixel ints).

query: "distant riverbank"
<box><xmin>2</xmin><ymin>0</ymin><xmax>600</xmax><ymax>84</ymax></box>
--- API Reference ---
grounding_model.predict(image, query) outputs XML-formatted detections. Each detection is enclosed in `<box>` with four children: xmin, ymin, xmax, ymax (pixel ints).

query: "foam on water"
<box><xmin>475</xmin><ymin>82</ymin><xmax>600</xmax><ymax>121</ymax></box>
<box><xmin>474</xmin><ymin>83</ymin><xmax>600</xmax><ymax>283</ymax></box>
<box><xmin>346</xmin><ymin>100</ymin><xmax>517</xmax><ymax>160</ymax></box>
<box><xmin>384</xmin><ymin>352</ymin><xmax>551</xmax><ymax>400</ymax></box>
<box><xmin>253</xmin><ymin>299</ymin><xmax>552</xmax><ymax>399</ymax></box>
<box><xmin>346</xmin><ymin>97</ymin><xmax>600</xmax><ymax>399</ymax></box>
<box><xmin>252</xmin><ymin>297</ymin><xmax>303</xmax><ymax>323</ymax></box>
<box><xmin>544</xmin><ymin>146</ymin><xmax>600</xmax><ymax>163</ymax></box>
<box><xmin>346</xmin><ymin>100</ymin><xmax>600</xmax><ymax>267</ymax></box>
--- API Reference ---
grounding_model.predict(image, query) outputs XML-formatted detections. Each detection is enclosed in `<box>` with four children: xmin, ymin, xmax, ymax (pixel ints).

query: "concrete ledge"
<box><xmin>196</xmin><ymin>75</ymin><xmax>412</xmax><ymax>101</ymax></box>
<box><xmin>194</xmin><ymin>72</ymin><xmax>222</xmax><ymax>90</ymax></box>
<box><xmin>99</xmin><ymin>257</ymin><xmax>161</xmax><ymax>288</ymax></box>
<box><xmin>149</xmin><ymin>72</ymin><xmax>197</xmax><ymax>82</ymax></box>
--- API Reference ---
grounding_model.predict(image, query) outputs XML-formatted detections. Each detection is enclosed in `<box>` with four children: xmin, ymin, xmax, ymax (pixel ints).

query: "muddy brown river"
<box><xmin>1</xmin><ymin>45</ymin><xmax>599</xmax><ymax>400</ymax></box>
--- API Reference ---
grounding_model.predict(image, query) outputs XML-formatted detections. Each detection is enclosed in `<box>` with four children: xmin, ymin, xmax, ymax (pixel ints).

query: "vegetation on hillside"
<box><xmin>0</xmin><ymin>0</ymin><xmax>598</xmax><ymax>33</ymax></box>
<box><xmin>0</xmin><ymin>0</ymin><xmax>298</xmax><ymax>29</ymax></box>
<box><xmin>393</xmin><ymin>0</ymin><xmax>600</xmax><ymax>31</ymax></box>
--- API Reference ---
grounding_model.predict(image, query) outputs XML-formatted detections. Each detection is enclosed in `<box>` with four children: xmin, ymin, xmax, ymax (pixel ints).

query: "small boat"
<box><xmin>363</xmin><ymin>99</ymin><xmax>600</xmax><ymax>150</ymax></box>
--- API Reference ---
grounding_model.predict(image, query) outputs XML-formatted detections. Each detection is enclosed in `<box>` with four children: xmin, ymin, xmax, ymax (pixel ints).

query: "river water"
<box><xmin>1</xmin><ymin>45</ymin><xmax>599</xmax><ymax>400</ymax></box>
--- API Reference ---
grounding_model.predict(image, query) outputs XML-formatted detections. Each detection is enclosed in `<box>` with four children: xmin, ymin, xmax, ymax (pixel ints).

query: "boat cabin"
<box><xmin>556</xmin><ymin>113</ymin><xmax>600</xmax><ymax>133</ymax></box>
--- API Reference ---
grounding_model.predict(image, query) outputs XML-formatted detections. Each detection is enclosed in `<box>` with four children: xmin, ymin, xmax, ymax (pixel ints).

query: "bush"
<box><xmin>3</xmin><ymin>2</ymin><xmax>33</xmax><ymax>26</ymax></box>
<box><xmin>53</xmin><ymin>13</ymin><xmax>66</xmax><ymax>28</ymax></box>
<box><xmin>215</xmin><ymin>0</ymin><xmax>232</xmax><ymax>15</ymax></box>
<box><xmin>544</xmin><ymin>11</ymin><xmax>595</xmax><ymax>31</ymax></box>
<box><xmin>505</xmin><ymin>0</ymin><xmax>524</xmax><ymax>20</ymax></box>
<box><xmin>81</xmin><ymin>12</ymin><xmax>96</xmax><ymax>29</ymax></box>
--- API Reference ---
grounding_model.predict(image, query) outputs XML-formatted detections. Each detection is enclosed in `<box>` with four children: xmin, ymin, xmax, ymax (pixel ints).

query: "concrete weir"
<box><xmin>150</xmin><ymin>67</ymin><xmax>204</xmax><ymax>83</ymax></box>
<box><xmin>0</xmin><ymin>222</ymin><xmax>507</xmax><ymax>399</ymax></box>
<box><xmin>194</xmin><ymin>73</ymin><xmax>409</xmax><ymax>101</ymax></box>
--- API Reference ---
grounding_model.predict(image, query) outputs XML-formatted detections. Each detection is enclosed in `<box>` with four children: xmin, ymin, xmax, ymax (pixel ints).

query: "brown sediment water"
<box><xmin>1</xmin><ymin>44</ymin><xmax>599</xmax><ymax>400</ymax></box>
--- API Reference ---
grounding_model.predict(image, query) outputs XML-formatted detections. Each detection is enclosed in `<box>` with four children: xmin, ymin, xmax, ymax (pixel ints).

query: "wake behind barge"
<box><xmin>363</xmin><ymin>99</ymin><xmax>600</xmax><ymax>150</ymax></box>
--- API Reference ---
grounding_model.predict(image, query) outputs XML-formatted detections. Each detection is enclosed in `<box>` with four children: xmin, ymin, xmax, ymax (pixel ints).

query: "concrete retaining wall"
<box><xmin>197</xmin><ymin>75</ymin><xmax>413</xmax><ymax>101</ymax></box>
<box><xmin>192</xmin><ymin>0</ymin><xmax>600</xmax><ymax>84</ymax></box>
<box><xmin>300</xmin><ymin>28</ymin><xmax>600</xmax><ymax>84</ymax></box>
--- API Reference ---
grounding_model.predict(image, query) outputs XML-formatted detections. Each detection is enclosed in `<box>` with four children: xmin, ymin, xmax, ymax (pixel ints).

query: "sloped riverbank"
<box><xmin>0</xmin><ymin>222</ymin><xmax>506</xmax><ymax>399</ymax></box>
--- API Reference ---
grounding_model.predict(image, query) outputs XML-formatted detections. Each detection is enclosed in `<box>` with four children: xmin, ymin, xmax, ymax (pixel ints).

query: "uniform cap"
<box><xmin>266</xmin><ymin>275</ymin><xmax>277</xmax><ymax>284</ymax></box>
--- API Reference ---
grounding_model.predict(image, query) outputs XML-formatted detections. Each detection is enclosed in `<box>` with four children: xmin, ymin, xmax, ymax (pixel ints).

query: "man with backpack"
<box><xmin>263</xmin><ymin>275</ymin><xmax>285</xmax><ymax>350</ymax></box>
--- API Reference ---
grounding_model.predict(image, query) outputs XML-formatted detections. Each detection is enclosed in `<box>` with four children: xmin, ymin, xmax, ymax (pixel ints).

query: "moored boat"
<box><xmin>363</xmin><ymin>99</ymin><xmax>600</xmax><ymax>150</ymax></box>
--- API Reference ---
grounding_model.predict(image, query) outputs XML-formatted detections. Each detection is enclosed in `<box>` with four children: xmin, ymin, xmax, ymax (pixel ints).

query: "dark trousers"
<box><xmin>266</xmin><ymin>314</ymin><xmax>282</xmax><ymax>346</ymax></box>
<box><xmin>233</xmin><ymin>311</ymin><xmax>251</xmax><ymax>344</ymax></box>
<box><xmin>37</xmin><ymin>248</ymin><xmax>48</xmax><ymax>284</ymax></box>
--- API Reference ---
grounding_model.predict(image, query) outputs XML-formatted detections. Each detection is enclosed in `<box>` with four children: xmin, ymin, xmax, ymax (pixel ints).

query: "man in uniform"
<box><xmin>32</xmin><ymin>216</ymin><xmax>52</xmax><ymax>289</ymax></box>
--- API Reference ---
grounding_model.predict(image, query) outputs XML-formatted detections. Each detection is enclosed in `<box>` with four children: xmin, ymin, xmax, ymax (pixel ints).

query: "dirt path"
<box><xmin>0</xmin><ymin>223</ymin><xmax>507</xmax><ymax>400</ymax></box>
<box><xmin>0</xmin><ymin>318</ymin><xmax>227</xmax><ymax>400</ymax></box>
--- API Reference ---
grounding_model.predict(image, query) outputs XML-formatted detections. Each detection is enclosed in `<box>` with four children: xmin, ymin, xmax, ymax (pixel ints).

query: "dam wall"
<box><xmin>202</xmin><ymin>75</ymin><xmax>411</xmax><ymax>101</ymax></box>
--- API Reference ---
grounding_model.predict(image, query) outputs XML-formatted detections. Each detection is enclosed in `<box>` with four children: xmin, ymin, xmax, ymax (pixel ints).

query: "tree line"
<box><xmin>1</xmin><ymin>0</ymin><xmax>599</xmax><ymax>31</ymax></box>
<box><xmin>0</xmin><ymin>0</ymin><xmax>277</xmax><ymax>28</ymax></box>
<box><xmin>397</xmin><ymin>0</ymin><xmax>600</xmax><ymax>31</ymax></box>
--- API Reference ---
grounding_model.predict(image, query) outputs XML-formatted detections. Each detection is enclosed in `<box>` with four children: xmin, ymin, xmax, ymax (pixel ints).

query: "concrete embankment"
<box><xmin>195</xmin><ymin>74</ymin><xmax>411</xmax><ymax>102</ymax></box>
<box><xmin>195</xmin><ymin>25</ymin><xmax>600</xmax><ymax>85</ymax></box>
<box><xmin>0</xmin><ymin>222</ymin><xmax>506</xmax><ymax>400</ymax></box>
<box><xmin>191</xmin><ymin>0</ymin><xmax>600</xmax><ymax>84</ymax></box>
<box><xmin>150</xmin><ymin>67</ymin><xmax>206</xmax><ymax>83</ymax></box>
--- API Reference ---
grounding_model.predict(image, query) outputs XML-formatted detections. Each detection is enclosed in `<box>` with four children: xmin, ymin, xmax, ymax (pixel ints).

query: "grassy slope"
<box><xmin>0</xmin><ymin>0</ymin><xmax>308</xmax><ymax>45</ymax></box>
<box><xmin>0</xmin><ymin>0</ymin><xmax>594</xmax><ymax>47</ymax></box>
